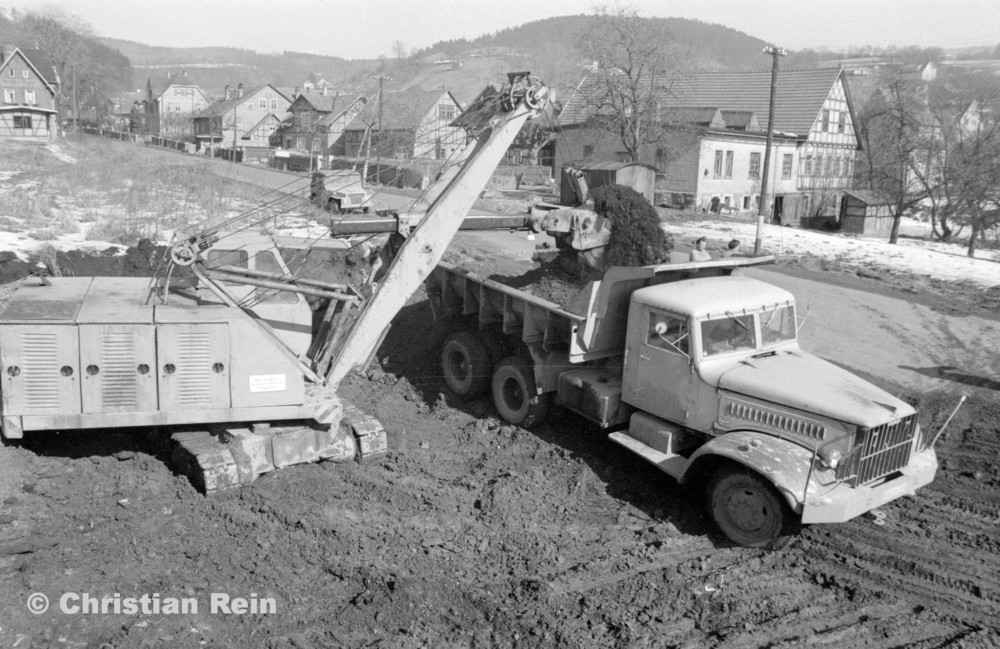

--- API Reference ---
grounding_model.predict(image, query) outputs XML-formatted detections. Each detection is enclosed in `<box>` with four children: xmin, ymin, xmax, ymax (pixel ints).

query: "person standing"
<box><xmin>689</xmin><ymin>237</ymin><xmax>711</xmax><ymax>262</ymax></box>
<box><xmin>720</xmin><ymin>239</ymin><xmax>742</xmax><ymax>257</ymax></box>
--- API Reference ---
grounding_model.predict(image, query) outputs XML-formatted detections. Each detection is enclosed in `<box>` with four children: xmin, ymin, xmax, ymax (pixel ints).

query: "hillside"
<box><xmin>99</xmin><ymin>15</ymin><xmax>787</xmax><ymax>103</ymax></box>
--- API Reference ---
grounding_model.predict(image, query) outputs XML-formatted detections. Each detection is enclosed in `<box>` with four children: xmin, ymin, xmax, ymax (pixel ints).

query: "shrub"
<box><xmin>591</xmin><ymin>184</ymin><xmax>672</xmax><ymax>267</ymax></box>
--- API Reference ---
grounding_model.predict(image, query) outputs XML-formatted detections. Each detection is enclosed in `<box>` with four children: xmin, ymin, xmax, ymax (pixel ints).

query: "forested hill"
<box><xmin>416</xmin><ymin>15</ymin><xmax>779</xmax><ymax>73</ymax></box>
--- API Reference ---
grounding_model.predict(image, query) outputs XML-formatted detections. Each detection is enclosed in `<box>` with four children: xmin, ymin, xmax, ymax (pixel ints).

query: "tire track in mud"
<box><xmin>796</xmin><ymin>447</ymin><xmax>1000</xmax><ymax>632</ymax></box>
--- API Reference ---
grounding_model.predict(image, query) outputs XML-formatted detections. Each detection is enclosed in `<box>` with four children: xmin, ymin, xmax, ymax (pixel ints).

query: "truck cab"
<box><xmin>617</xmin><ymin>274</ymin><xmax>936</xmax><ymax>545</ymax></box>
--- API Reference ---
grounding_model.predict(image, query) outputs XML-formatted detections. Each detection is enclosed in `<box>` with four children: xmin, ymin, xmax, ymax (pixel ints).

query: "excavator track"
<box><xmin>171</xmin><ymin>398</ymin><xmax>388</xmax><ymax>494</ymax></box>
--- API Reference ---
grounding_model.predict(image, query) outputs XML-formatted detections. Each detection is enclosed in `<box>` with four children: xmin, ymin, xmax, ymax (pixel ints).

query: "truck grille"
<box><xmin>835</xmin><ymin>414</ymin><xmax>917</xmax><ymax>486</ymax></box>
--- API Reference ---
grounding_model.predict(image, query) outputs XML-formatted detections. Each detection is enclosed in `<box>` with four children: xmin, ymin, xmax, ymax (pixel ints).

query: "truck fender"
<box><xmin>681</xmin><ymin>431</ymin><xmax>815</xmax><ymax>514</ymax></box>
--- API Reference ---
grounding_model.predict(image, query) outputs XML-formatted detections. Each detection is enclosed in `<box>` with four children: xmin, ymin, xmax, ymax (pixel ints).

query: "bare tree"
<box><xmin>936</xmin><ymin>74</ymin><xmax>1000</xmax><ymax>257</ymax></box>
<box><xmin>579</xmin><ymin>4</ymin><xmax>687</xmax><ymax>162</ymax></box>
<box><xmin>854</xmin><ymin>69</ymin><xmax>932</xmax><ymax>243</ymax></box>
<box><xmin>391</xmin><ymin>40</ymin><xmax>408</xmax><ymax>60</ymax></box>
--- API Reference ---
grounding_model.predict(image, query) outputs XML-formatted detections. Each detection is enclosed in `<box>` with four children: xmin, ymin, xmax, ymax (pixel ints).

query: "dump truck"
<box><xmin>0</xmin><ymin>72</ymin><xmax>552</xmax><ymax>493</ymax></box>
<box><xmin>425</xmin><ymin>255</ymin><xmax>938</xmax><ymax>548</ymax></box>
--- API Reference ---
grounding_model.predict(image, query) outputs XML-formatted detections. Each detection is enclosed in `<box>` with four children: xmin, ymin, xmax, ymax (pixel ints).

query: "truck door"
<box><xmin>623</xmin><ymin>307</ymin><xmax>695</xmax><ymax>425</ymax></box>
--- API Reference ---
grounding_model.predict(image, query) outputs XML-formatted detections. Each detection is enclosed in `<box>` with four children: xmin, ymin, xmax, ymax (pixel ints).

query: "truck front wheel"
<box><xmin>441</xmin><ymin>331</ymin><xmax>491</xmax><ymax>398</ymax></box>
<box><xmin>491</xmin><ymin>356</ymin><xmax>550</xmax><ymax>429</ymax></box>
<box><xmin>707</xmin><ymin>465</ymin><xmax>792</xmax><ymax>549</ymax></box>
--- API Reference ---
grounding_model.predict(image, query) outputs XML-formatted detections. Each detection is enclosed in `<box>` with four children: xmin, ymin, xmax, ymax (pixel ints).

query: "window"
<box><xmin>22</xmin><ymin>69</ymin><xmax>29</xmax><ymax>78</ymax></box>
<box><xmin>815</xmin><ymin>154</ymin><xmax>824</xmax><ymax>176</ymax></box>
<box><xmin>13</xmin><ymin>115</ymin><xmax>32</xmax><ymax>129</ymax></box>
<box><xmin>582</xmin><ymin>145</ymin><xmax>594</xmax><ymax>161</ymax></box>
<box><xmin>713</xmin><ymin>150</ymin><xmax>723</xmax><ymax>177</ymax></box>
<box><xmin>655</xmin><ymin>147</ymin><xmax>667</xmax><ymax>170</ymax></box>
<box><xmin>270</xmin><ymin>98</ymin><xmax>277</xmax><ymax>110</ymax></box>
<box><xmin>760</xmin><ymin>305</ymin><xmax>796</xmax><ymax>346</ymax></box>
<box><xmin>438</xmin><ymin>104</ymin><xmax>456</xmax><ymax>121</ymax></box>
<box><xmin>647</xmin><ymin>311</ymin><xmax>689</xmax><ymax>356</ymax></box>
<box><xmin>834</xmin><ymin>157</ymin><xmax>842</xmax><ymax>177</ymax></box>
<box><xmin>743</xmin><ymin>196</ymin><xmax>750</xmax><ymax>209</ymax></box>
<box><xmin>781</xmin><ymin>153</ymin><xmax>793</xmax><ymax>179</ymax></box>
<box><xmin>724</xmin><ymin>150</ymin><xmax>734</xmax><ymax>178</ymax></box>
<box><xmin>749</xmin><ymin>152</ymin><xmax>761</xmax><ymax>179</ymax></box>
<box><xmin>838</xmin><ymin>111</ymin><xmax>846</xmax><ymax>134</ymax></box>
<box><xmin>252</xmin><ymin>251</ymin><xmax>296</xmax><ymax>303</ymax></box>
<box><xmin>824</xmin><ymin>155</ymin><xmax>833</xmax><ymax>176</ymax></box>
<box><xmin>803</xmin><ymin>155</ymin><xmax>813</xmax><ymax>177</ymax></box>
<box><xmin>7</xmin><ymin>68</ymin><xmax>13</xmax><ymax>77</ymax></box>
<box><xmin>25</xmin><ymin>90</ymin><xmax>35</xmax><ymax>105</ymax></box>
<box><xmin>259</xmin><ymin>98</ymin><xmax>266</xmax><ymax>109</ymax></box>
<box><xmin>701</xmin><ymin>315</ymin><xmax>754</xmax><ymax>357</ymax></box>
<box><xmin>845</xmin><ymin>157</ymin><xmax>853</xmax><ymax>178</ymax></box>
<box><xmin>3</xmin><ymin>89</ymin><xmax>14</xmax><ymax>103</ymax></box>
<box><xmin>821</xmin><ymin>109</ymin><xmax>830</xmax><ymax>132</ymax></box>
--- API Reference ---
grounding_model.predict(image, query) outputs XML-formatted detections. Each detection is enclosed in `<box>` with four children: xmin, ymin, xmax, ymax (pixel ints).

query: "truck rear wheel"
<box><xmin>441</xmin><ymin>332</ymin><xmax>492</xmax><ymax>397</ymax></box>
<box><xmin>707</xmin><ymin>464</ymin><xmax>792</xmax><ymax>549</ymax></box>
<box><xmin>491</xmin><ymin>355</ymin><xmax>550</xmax><ymax>429</ymax></box>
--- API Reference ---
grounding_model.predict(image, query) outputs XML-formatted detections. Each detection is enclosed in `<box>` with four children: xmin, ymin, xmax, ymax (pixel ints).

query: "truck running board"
<box><xmin>608</xmin><ymin>431</ymin><xmax>688</xmax><ymax>479</ymax></box>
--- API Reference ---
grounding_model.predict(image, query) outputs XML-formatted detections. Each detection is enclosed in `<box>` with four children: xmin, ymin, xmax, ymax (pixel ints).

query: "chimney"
<box><xmin>321</xmin><ymin>86</ymin><xmax>327</xmax><ymax>96</ymax></box>
<box><xmin>224</xmin><ymin>85</ymin><xmax>231</xmax><ymax>101</ymax></box>
<box><xmin>237</xmin><ymin>83</ymin><xmax>244</xmax><ymax>98</ymax></box>
<box><xmin>294</xmin><ymin>86</ymin><xmax>300</xmax><ymax>98</ymax></box>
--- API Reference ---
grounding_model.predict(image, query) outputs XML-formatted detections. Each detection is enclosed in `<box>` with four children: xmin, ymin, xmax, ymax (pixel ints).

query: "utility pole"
<box><xmin>231</xmin><ymin>100</ymin><xmax>238</xmax><ymax>162</ymax></box>
<box><xmin>754</xmin><ymin>45</ymin><xmax>786</xmax><ymax>256</ymax></box>
<box><xmin>369</xmin><ymin>74</ymin><xmax>390</xmax><ymax>185</ymax></box>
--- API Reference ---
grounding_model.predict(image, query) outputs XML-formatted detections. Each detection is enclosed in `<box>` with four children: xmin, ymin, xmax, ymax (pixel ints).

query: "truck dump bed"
<box><xmin>426</xmin><ymin>256</ymin><xmax>775</xmax><ymax>363</ymax></box>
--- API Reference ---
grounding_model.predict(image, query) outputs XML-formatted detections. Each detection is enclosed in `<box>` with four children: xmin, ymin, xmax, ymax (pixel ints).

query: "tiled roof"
<box><xmin>191</xmin><ymin>83</ymin><xmax>288</xmax><ymax>119</ymax></box>
<box><xmin>559</xmin><ymin>68</ymin><xmax>845</xmax><ymax>137</ymax></box>
<box><xmin>315</xmin><ymin>96</ymin><xmax>366</xmax><ymax>127</ymax></box>
<box><xmin>245</xmin><ymin>113</ymin><xmax>280</xmax><ymax>135</ymax></box>
<box><xmin>18</xmin><ymin>48</ymin><xmax>58</xmax><ymax>86</ymax></box>
<box><xmin>344</xmin><ymin>88</ymin><xmax>458</xmax><ymax>131</ymax></box>
<box><xmin>293</xmin><ymin>92</ymin><xmax>343</xmax><ymax>113</ymax></box>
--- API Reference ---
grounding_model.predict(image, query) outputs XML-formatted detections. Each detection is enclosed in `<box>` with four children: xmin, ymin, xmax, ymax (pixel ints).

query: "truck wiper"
<box><xmin>724</xmin><ymin>311</ymin><xmax>751</xmax><ymax>333</ymax></box>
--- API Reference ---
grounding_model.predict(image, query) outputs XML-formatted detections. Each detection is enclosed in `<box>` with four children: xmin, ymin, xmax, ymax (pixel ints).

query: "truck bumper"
<box><xmin>801</xmin><ymin>448</ymin><xmax>937</xmax><ymax>524</ymax></box>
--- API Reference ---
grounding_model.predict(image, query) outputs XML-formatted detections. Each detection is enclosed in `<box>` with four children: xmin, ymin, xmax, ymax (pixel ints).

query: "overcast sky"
<box><xmin>7</xmin><ymin>0</ymin><xmax>998</xmax><ymax>58</ymax></box>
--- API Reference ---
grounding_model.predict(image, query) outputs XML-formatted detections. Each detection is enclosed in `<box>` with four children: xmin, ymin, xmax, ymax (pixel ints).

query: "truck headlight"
<box><xmin>817</xmin><ymin>448</ymin><xmax>842</xmax><ymax>470</ymax></box>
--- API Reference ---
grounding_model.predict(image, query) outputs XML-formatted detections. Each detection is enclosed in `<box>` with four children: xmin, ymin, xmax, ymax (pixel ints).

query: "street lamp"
<box><xmin>754</xmin><ymin>45</ymin><xmax>787</xmax><ymax>256</ymax></box>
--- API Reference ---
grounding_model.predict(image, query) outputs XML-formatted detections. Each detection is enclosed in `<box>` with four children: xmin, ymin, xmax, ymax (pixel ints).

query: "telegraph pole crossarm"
<box><xmin>754</xmin><ymin>45</ymin><xmax>787</xmax><ymax>256</ymax></box>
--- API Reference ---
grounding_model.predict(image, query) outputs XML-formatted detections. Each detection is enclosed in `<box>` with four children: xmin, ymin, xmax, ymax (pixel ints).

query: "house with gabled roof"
<box><xmin>279</xmin><ymin>89</ymin><xmax>367</xmax><ymax>159</ymax></box>
<box><xmin>556</xmin><ymin>67</ymin><xmax>862</xmax><ymax>226</ymax></box>
<box><xmin>0</xmin><ymin>45</ymin><xmax>59</xmax><ymax>139</ymax></box>
<box><xmin>191</xmin><ymin>83</ymin><xmax>291</xmax><ymax>151</ymax></box>
<box><xmin>144</xmin><ymin>71</ymin><xmax>211</xmax><ymax>139</ymax></box>
<box><xmin>342</xmin><ymin>88</ymin><xmax>463</xmax><ymax>161</ymax></box>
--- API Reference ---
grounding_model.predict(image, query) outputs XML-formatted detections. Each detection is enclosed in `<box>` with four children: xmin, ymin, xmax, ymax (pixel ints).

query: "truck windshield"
<box><xmin>760</xmin><ymin>304</ymin><xmax>796</xmax><ymax>346</ymax></box>
<box><xmin>701</xmin><ymin>314</ymin><xmax>755</xmax><ymax>357</ymax></box>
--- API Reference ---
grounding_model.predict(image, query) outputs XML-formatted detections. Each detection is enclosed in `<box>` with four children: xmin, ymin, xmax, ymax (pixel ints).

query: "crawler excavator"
<box><xmin>0</xmin><ymin>73</ymin><xmax>551</xmax><ymax>492</ymax></box>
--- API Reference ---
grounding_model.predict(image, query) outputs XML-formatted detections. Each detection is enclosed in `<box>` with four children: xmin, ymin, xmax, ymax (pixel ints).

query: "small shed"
<box><xmin>839</xmin><ymin>189</ymin><xmax>895</xmax><ymax>237</ymax></box>
<box><xmin>561</xmin><ymin>161</ymin><xmax>657</xmax><ymax>206</ymax></box>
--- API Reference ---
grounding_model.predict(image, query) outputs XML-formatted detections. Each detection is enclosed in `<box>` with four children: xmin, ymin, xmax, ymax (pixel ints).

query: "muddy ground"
<box><xmin>0</xmin><ymin>241</ymin><xmax>999</xmax><ymax>649</ymax></box>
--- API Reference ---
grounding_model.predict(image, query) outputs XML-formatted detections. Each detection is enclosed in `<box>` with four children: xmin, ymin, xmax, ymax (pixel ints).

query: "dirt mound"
<box><xmin>0</xmin><ymin>239</ymin><xmax>161</xmax><ymax>284</ymax></box>
<box><xmin>488</xmin><ymin>261</ymin><xmax>585</xmax><ymax>308</ymax></box>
